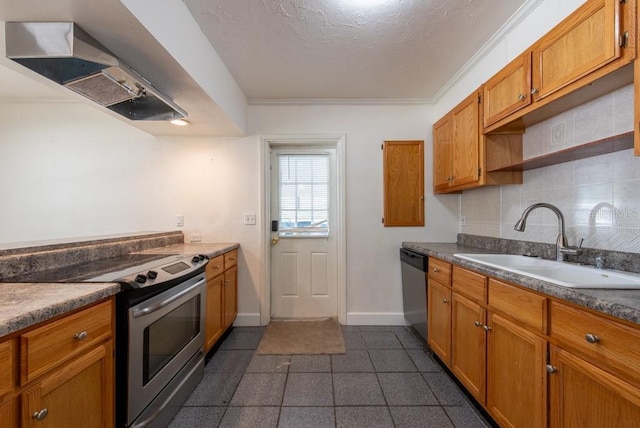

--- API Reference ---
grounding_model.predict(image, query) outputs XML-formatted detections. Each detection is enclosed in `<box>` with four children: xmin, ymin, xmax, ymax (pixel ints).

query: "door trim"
<box><xmin>260</xmin><ymin>134</ymin><xmax>347</xmax><ymax>326</ymax></box>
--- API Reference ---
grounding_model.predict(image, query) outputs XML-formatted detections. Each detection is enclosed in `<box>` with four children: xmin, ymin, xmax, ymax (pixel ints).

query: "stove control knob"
<box><xmin>199</xmin><ymin>254</ymin><xmax>206</xmax><ymax>261</ymax></box>
<box><xmin>147</xmin><ymin>270</ymin><xmax>158</xmax><ymax>280</ymax></box>
<box><xmin>135</xmin><ymin>274</ymin><xmax>147</xmax><ymax>284</ymax></box>
<box><xmin>191</xmin><ymin>256</ymin><xmax>200</xmax><ymax>264</ymax></box>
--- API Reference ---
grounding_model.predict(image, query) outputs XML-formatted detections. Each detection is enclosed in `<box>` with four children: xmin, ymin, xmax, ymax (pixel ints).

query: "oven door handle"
<box><xmin>131</xmin><ymin>278</ymin><xmax>205</xmax><ymax>318</ymax></box>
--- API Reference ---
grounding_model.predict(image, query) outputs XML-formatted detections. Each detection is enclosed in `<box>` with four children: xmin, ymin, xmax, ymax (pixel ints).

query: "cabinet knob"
<box><xmin>546</xmin><ymin>364</ymin><xmax>557</xmax><ymax>374</ymax></box>
<box><xmin>442</xmin><ymin>298</ymin><xmax>449</xmax><ymax>304</ymax></box>
<box><xmin>32</xmin><ymin>408</ymin><xmax>48</xmax><ymax>421</ymax></box>
<box><xmin>215</xmin><ymin>265</ymin><xmax>222</xmax><ymax>270</ymax></box>
<box><xmin>74</xmin><ymin>331</ymin><xmax>88</xmax><ymax>341</ymax></box>
<box><xmin>585</xmin><ymin>333</ymin><xmax>600</xmax><ymax>344</ymax></box>
<box><xmin>483</xmin><ymin>325</ymin><xmax>491</xmax><ymax>332</ymax></box>
<box><xmin>432</xmin><ymin>268</ymin><xmax>439</xmax><ymax>273</ymax></box>
<box><xmin>474</xmin><ymin>321</ymin><xmax>482</xmax><ymax>328</ymax></box>
<box><xmin>531</xmin><ymin>88</ymin><xmax>539</xmax><ymax>95</ymax></box>
<box><xmin>518</xmin><ymin>93</ymin><xmax>526</xmax><ymax>101</ymax></box>
<box><xmin>224</xmin><ymin>280</ymin><xmax>230</xmax><ymax>285</ymax></box>
<box><xmin>229</xmin><ymin>257</ymin><xmax>236</xmax><ymax>261</ymax></box>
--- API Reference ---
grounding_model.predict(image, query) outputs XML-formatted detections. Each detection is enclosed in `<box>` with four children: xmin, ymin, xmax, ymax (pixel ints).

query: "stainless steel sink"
<box><xmin>454</xmin><ymin>253</ymin><xmax>640</xmax><ymax>289</ymax></box>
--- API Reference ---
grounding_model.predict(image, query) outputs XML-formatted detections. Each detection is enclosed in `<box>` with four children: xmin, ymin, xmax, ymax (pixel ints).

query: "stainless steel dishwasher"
<box><xmin>400</xmin><ymin>248</ymin><xmax>428</xmax><ymax>341</ymax></box>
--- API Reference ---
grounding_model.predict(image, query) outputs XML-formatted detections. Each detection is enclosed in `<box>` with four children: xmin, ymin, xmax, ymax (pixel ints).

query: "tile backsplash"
<box><xmin>461</xmin><ymin>84</ymin><xmax>640</xmax><ymax>253</ymax></box>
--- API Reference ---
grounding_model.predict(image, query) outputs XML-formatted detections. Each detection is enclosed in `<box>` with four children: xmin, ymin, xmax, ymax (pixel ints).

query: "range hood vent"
<box><xmin>5</xmin><ymin>22</ymin><xmax>187</xmax><ymax>121</ymax></box>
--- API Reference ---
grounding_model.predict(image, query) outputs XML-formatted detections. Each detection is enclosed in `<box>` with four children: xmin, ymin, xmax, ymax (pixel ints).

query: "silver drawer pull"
<box><xmin>32</xmin><ymin>408</ymin><xmax>48</xmax><ymax>421</ymax></box>
<box><xmin>518</xmin><ymin>93</ymin><xmax>526</xmax><ymax>101</ymax></box>
<box><xmin>74</xmin><ymin>331</ymin><xmax>88</xmax><ymax>341</ymax></box>
<box><xmin>433</xmin><ymin>268</ymin><xmax>440</xmax><ymax>273</ymax></box>
<box><xmin>442</xmin><ymin>298</ymin><xmax>449</xmax><ymax>304</ymax></box>
<box><xmin>585</xmin><ymin>333</ymin><xmax>600</xmax><ymax>344</ymax></box>
<box><xmin>483</xmin><ymin>325</ymin><xmax>491</xmax><ymax>332</ymax></box>
<box><xmin>546</xmin><ymin>364</ymin><xmax>557</xmax><ymax>374</ymax></box>
<box><xmin>224</xmin><ymin>280</ymin><xmax>230</xmax><ymax>285</ymax></box>
<box><xmin>474</xmin><ymin>321</ymin><xmax>482</xmax><ymax>328</ymax></box>
<box><xmin>229</xmin><ymin>257</ymin><xmax>236</xmax><ymax>261</ymax></box>
<box><xmin>215</xmin><ymin>265</ymin><xmax>221</xmax><ymax>269</ymax></box>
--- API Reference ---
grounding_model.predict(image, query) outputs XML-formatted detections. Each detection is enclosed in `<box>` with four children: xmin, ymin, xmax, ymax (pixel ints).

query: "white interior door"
<box><xmin>270</xmin><ymin>148</ymin><xmax>338</xmax><ymax>319</ymax></box>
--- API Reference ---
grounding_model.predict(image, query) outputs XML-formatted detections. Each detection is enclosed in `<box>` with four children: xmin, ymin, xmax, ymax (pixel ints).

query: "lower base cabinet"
<box><xmin>0</xmin><ymin>298</ymin><xmax>114</xmax><ymax>428</ymax></box>
<box><xmin>205</xmin><ymin>249</ymin><xmax>238</xmax><ymax>353</ymax></box>
<box><xmin>487</xmin><ymin>314</ymin><xmax>546</xmax><ymax>428</ymax></box>
<box><xmin>549</xmin><ymin>346</ymin><xmax>640</xmax><ymax>428</ymax></box>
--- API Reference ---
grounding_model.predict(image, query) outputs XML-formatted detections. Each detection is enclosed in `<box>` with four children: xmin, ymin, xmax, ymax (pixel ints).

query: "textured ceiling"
<box><xmin>184</xmin><ymin>0</ymin><xmax>528</xmax><ymax>101</ymax></box>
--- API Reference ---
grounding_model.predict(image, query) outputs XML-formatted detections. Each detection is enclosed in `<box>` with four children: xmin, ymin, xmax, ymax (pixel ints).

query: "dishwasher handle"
<box><xmin>400</xmin><ymin>248</ymin><xmax>428</xmax><ymax>272</ymax></box>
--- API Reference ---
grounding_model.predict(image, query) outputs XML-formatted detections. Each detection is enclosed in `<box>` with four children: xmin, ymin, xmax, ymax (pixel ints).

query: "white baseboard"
<box><xmin>233</xmin><ymin>312</ymin><xmax>261</xmax><ymax>327</ymax></box>
<box><xmin>346</xmin><ymin>312</ymin><xmax>407</xmax><ymax>326</ymax></box>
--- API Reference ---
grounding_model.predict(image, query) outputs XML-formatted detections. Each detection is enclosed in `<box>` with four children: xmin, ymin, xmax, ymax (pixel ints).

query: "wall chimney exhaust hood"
<box><xmin>5</xmin><ymin>22</ymin><xmax>187</xmax><ymax>121</ymax></box>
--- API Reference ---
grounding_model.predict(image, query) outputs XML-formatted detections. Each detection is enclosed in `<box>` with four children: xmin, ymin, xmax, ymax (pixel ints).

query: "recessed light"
<box><xmin>170</xmin><ymin>119</ymin><xmax>190</xmax><ymax>126</ymax></box>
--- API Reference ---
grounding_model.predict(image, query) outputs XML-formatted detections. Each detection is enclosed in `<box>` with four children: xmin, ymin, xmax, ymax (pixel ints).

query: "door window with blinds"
<box><xmin>278</xmin><ymin>154</ymin><xmax>330</xmax><ymax>237</ymax></box>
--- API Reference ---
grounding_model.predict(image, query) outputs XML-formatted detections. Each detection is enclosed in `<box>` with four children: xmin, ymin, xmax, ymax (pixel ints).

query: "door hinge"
<box><xmin>619</xmin><ymin>31</ymin><xmax>629</xmax><ymax>48</ymax></box>
<box><xmin>381</xmin><ymin>143</ymin><xmax>384</xmax><ymax>150</ymax></box>
<box><xmin>620</xmin><ymin>0</ymin><xmax>628</xmax><ymax>4</ymax></box>
<box><xmin>382</xmin><ymin>217</ymin><xmax>384</xmax><ymax>224</ymax></box>
<box><xmin>478</xmin><ymin>167</ymin><xmax>482</xmax><ymax>176</ymax></box>
<box><xmin>477</xmin><ymin>94</ymin><xmax>481</xmax><ymax>104</ymax></box>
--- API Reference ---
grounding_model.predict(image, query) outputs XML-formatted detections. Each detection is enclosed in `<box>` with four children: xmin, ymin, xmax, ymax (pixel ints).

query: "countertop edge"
<box><xmin>403</xmin><ymin>242</ymin><xmax>640</xmax><ymax>326</ymax></box>
<box><xmin>0</xmin><ymin>282</ymin><xmax>120</xmax><ymax>338</ymax></box>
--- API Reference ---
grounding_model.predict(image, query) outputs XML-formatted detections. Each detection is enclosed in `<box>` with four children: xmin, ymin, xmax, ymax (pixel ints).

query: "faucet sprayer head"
<box><xmin>514</xmin><ymin>218</ymin><xmax>526</xmax><ymax>232</ymax></box>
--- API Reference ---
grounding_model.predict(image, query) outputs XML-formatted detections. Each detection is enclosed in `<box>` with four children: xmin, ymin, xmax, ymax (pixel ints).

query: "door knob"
<box><xmin>271</xmin><ymin>237</ymin><xmax>279</xmax><ymax>245</ymax></box>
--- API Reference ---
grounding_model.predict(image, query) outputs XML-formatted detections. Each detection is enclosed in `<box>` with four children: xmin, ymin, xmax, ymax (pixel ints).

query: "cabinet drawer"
<box><xmin>428</xmin><ymin>258</ymin><xmax>451</xmax><ymax>286</ymax></box>
<box><xmin>224</xmin><ymin>249</ymin><xmax>238</xmax><ymax>269</ymax></box>
<box><xmin>0</xmin><ymin>339</ymin><xmax>14</xmax><ymax>396</ymax></box>
<box><xmin>207</xmin><ymin>255</ymin><xmax>225</xmax><ymax>277</ymax></box>
<box><xmin>488</xmin><ymin>279</ymin><xmax>547</xmax><ymax>333</ymax></box>
<box><xmin>550</xmin><ymin>301</ymin><xmax>640</xmax><ymax>385</ymax></box>
<box><xmin>452</xmin><ymin>266</ymin><xmax>487</xmax><ymax>304</ymax></box>
<box><xmin>20</xmin><ymin>300</ymin><xmax>112</xmax><ymax>384</ymax></box>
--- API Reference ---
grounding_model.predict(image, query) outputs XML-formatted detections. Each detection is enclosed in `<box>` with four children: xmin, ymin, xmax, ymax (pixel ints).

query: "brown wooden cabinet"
<box><xmin>433</xmin><ymin>88</ymin><xmax>522</xmax><ymax>194</ymax></box>
<box><xmin>205</xmin><ymin>249</ymin><xmax>239</xmax><ymax>353</ymax></box>
<box><xmin>427</xmin><ymin>257</ymin><xmax>453</xmax><ymax>366</ymax></box>
<box><xmin>382</xmin><ymin>140</ymin><xmax>424</xmax><ymax>226</ymax></box>
<box><xmin>451</xmin><ymin>292</ymin><xmax>486</xmax><ymax>403</ymax></box>
<box><xmin>483</xmin><ymin>52</ymin><xmax>532</xmax><ymax>127</ymax></box>
<box><xmin>532</xmin><ymin>0</ymin><xmax>621</xmax><ymax>102</ymax></box>
<box><xmin>549</xmin><ymin>345</ymin><xmax>640</xmax><ymax>427</ymax></box>
<box><xmin>487</xmin><ymin>313</ymin><xmax>547</xmax><ymax>428</ymax></box>
<box><xmin>0</xmin><ymin>299</ymin><xmax>114</xmax><ymax>428</ymax></box>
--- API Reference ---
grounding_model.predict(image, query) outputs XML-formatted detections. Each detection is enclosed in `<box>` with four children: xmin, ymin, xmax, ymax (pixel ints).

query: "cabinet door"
<box><xmin>433</xmin><ymin>114</ymin><xmax>452</xmax><ymax>192</ymax></box>
<box><xmin>549</xmin><ymin>345</ymin><xmax>640</xmax><ymax>428</ymax></box>
<box><xmin>451</xmin><ymin>90</ymin><xmax>480</xmax><ymax>188</ymax></box>
<box><xmin>205</xmin><ymin>274</ymin><xmax>225</xmax><ymax>352</ymax></box>
<box><xmin>487</xmin><ymin>314</ymin><xmax>546</xmax><ymax>428</ymax></box>
<box><xmin>427</xmin><ymin>281</ymin><xmax>452</xmax><ymax>366</ymax></box>
<box><xmin>382</xmin><ymin>140</ymin><xmax>424</xmax><ymax>226</ymax></box>
<box><xmin>451</xmin><ymin>293</ymin><xmax>486</xmax><ymax>403</ymax></box>
<box><xmin>21</xmin><ymin>341</ymin><xmax>113</xmax><ymax>428</ymax></box>
<box><xmin>532</xmin><ymin>0</ymin><xmax>620</xmax><ymax>101</ymax></box>
<box><xmin>0</xmin><ymin>400</ymin><xmax>18</xmax><ymax>428</ymax></box>
<box><xmin>483</xmin><ymin>52</ymin><xmax>532</xmax><ymax>127</ymax></box>
<box><xmin>223</xmin><ymin>266</ymin><xmax>238</xmax><ymax>330</ymax></box>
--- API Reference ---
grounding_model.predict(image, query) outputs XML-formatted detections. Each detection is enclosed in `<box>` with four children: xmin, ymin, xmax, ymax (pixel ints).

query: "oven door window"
<box><xmin>143</xmin><ymin>295</ymin><xmax>201</xmax><ymax>384</ymax></box>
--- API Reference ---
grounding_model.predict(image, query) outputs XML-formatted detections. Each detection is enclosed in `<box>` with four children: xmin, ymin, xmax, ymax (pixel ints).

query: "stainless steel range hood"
<box><xmin>5</xmin><ymin>22</ymin><xmax>187</xmax><ymax>121</ymax></box>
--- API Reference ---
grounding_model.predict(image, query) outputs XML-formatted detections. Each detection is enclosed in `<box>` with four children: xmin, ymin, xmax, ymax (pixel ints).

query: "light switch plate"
<box><xmin>176</xmin><ymin>214</ymin><xmax>184</xmax><ymax>227</ymax></box>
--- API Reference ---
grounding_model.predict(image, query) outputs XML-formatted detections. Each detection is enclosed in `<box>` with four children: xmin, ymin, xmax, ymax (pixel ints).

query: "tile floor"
<box><xmin>169</xmin><ymin>325</ymin><xmax>492</xmax><ymax>428</ymax></box>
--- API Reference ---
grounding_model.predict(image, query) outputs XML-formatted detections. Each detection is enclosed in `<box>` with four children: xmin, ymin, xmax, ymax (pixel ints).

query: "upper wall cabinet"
<box><xmin>433</xmin><ymin>89</ymin><xmax>523</xmax><ymax>194</ymax></box>
<box><xmin>532</xmin><ymin>0</ymin><xmax>620</xmax><ymax>101</ymax></box>
<box><xmin>383</xmin><ymin>140</ymin><xmax>424</xmax><ymax>226</ymax></box>
<box><xmin>483</xmin><ymin>52</ymin><xmax>532</xmax><ymax>128</ymax></box>
<box><xmin>483</xmin><ymin>0</ymin><xmax>635</xmax><ymax>133</ymax></box>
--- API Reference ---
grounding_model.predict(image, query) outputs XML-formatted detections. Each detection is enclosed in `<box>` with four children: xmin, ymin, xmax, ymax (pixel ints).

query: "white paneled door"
<box><xmin>270</xmin><ymin>148</ymin><xmax>338</xmax><ymax>318</ymax></box>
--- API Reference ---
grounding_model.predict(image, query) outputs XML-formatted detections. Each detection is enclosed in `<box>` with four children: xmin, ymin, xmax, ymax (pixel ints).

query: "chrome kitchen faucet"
<box><xmin>514</xmin><ymin>202</ymin><xmax>583</xmax><ymax>261</ymax></box>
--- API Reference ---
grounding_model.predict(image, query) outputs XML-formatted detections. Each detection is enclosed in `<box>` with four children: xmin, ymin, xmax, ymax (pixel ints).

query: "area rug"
<box><xmin>256</xmin><ymin>318</ymin><xmax>346</xmax><ymax>355</ymax></box>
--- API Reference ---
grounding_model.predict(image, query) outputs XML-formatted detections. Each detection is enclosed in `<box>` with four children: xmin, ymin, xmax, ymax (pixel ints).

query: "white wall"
<box><xmin>249</xmin><ymin>104</ymin><xmax>459</xmax><ymax>324</ymax></box>
<box><xmin>0</xmin><ymin>100</ymin><xmax>459</xmax><ymax>325</ymax></box>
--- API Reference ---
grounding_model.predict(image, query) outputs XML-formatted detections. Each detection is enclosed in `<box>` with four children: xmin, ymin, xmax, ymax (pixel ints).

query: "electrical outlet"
<box><xmin>460</xmin><ymin>216</ymin><xmax>466</xmax><ymax>226</ymax></box>
<box><xmin>244</xmin><ymin>213</ymin><xmax>256</xmax><ymax>225</ymax></box>
<box><xmin>176</xmin><ymin>214</ymin><xmax>184</xmax><ymax>227</ymax></box>
<box><xmin>190</xmin><ymin>234</ymin><xmax>202</xmax><ymax>242</ymax></box>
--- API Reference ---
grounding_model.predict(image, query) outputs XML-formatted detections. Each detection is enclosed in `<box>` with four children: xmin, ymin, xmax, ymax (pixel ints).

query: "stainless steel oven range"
<box><xmin>105</xmin><ymin>254</ymin><xmax>209</xmax><ymax>428</ymax></box>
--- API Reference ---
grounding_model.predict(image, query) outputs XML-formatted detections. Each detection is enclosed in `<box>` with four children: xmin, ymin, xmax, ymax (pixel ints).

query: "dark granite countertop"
<box><xmin>403</xmin><ymin>242</ymin><xmax>640</xmax><ymax>326</ymax></box>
